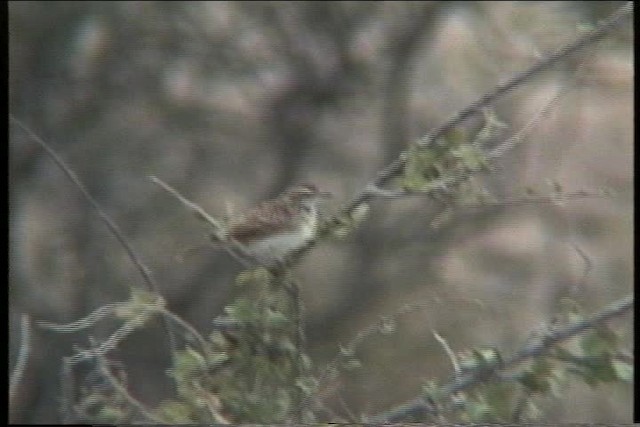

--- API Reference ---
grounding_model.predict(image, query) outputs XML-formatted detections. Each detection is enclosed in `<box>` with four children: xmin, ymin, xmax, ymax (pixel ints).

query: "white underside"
<box><xmin>243</xmin><ymin>217</ymin><xmax>316</xmax><ymax>265</ymax></box>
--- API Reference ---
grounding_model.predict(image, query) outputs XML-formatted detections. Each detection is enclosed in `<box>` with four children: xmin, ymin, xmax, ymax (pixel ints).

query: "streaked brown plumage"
<box><xmin>225</xmin><ymin>184</ymin><xmax>331</xmax><ymax>264</ymax></box>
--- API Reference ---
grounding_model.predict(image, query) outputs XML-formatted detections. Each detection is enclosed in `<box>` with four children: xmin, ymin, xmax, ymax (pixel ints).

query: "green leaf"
<box><xmin>553</xmin><ymin>346</ymin><xmax>580</xmax><ymax>363</ymax></box>
<box><xmin>445</xmin><ymin>128</ymin><xmax>469</xmax><ymax>145</ymax></box>
<box><xmin>518</xmin><ymin>358</ymin><xmax>556</xmax><ymax>393</ymax></box>
<box><xmin>520</xmin><ymin>400</ymin><xmax>543</xmax><ymax>421</ymax></box>
<box><xmin>378</xmin><ymin>316</ymin><xmax>396</xmax><ymax>334</ymax></box>
<box><xmin>265</xmin><ymin>309</ymin><xmax>289</xmax><ymax>328</ymax></box>
<box><xmin>557</xmin><ymin>298</ymin><xmax>584</xmax><ymax>323</ymax></box>
<box><xmin>566</xmin><ymin>354</ymin><xmax>618</xmax><ymax>386</ymax></box>
<box><xmin>295</xmin><ymin>376</ymin><xmax>319</xmax><ymax>395</ymax></box>
<box><xmin>235</xmin><ymin>267</ymin><xmax>272</xmax><ymax>286</ymax></box>
<box><xmin>519</xmin><ymin>370</ymin><xmax>551</xmax><ymax>393</ymax></box>
<box><xmin>341</xmin><ymin>357</ymin><xmax>362</xmax><ymax>370</ymax></box>
<box><xmin>580</xmin><ymin>326</ymin><xmax>617</xmax><ymax>357</ymax></box>
<box><xmin>339</xmin><ymin>345</ymin><xmax>355</xmax><ymax>357</ymax></box>
<box><xmin>459</xmin><ymin>347</ymin><xmax>501</xmax><ymax>372</ymax></box>
<box><xmin>401</xmin><ymin>145</ymin><xmax>445</xmax><ymax>192</ymax></box>
<box><xmin>154</xmin><ymin>400</ymin><xmax>196</xmax><ymax>423</ymax></box>
<box><xmin>421</xmin><ymin>380</ymin><xmax>442</xmax><ymax>401</ymax></box>
<box><xmin>96</xmin><ymin>406</ymin><xmax>127</xmax><ymax>423</ymax></box>
<box><xmin>458</xmin><ymin>350</ymin><xmax>480</xmax><ymax>371</ymax></box>
<box><xmin>207</xmin><ymin>351</ymin><xmax>230</xmax><ymax>368</ymax></box>
<box><xmin>451</xmin><ymin>144</ymin><xmax>488</xmax><ymax>172</ymax></box>
<box><xmin>612</xmin><ymin>359</ymin><xmax>633</xmax><ymax>382</ymax></box>
<box><xmin>474</xmin><ymin>347</ymin><xmax>502</xmax><ymax>366</ymax></box>
<box><xmin>350</xmin><ymin>203</ymin><xmax>370</xmax><ymax>223</ymax></box>
<box><xmin>169</xmin><ymin>347</ymin><xmax>208</xmax><ymax>381</ymax></box>
<box><xmin>464</xmin><ymin>398</ymin><xmax>493</xmax><ymax>422</ymax></box>
<box><xmin>482</xmin><ymin>382</ymin><xmax>515</xmax><ymax>421</ymax></box>
<box><xmin>224</xmin><ymin>298</ymin><xmax>260</xmax><ymax>323</ymax></box>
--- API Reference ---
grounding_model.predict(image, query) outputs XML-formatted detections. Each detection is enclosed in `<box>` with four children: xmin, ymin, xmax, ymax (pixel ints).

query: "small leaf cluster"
<box><xmin>73</xmin><ymin>361</ymin><xmax>132</xmax><ymax>423</ymax></box>
<box><xmin>553</xmin><ymin>324</ymin><xmax>632</xmax><ymax>386</ymax></box>
<box><xmin>401</xmin><ymin>118</ymin><xmax>497</xmax><ymax>194</ymax></box>
<box><xmin>416</xmin><ymin>300</ymin><xmax>631</xmax><ymax>423</ymax></box>
<box><xmin>156</xmin><ymin>268</ymin><xmax>315</xmax><ymax>423</ymax></box>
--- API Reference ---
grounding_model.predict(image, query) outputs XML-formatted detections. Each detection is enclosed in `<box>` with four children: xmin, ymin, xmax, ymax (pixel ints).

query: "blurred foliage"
<box><xmin>9</xmin><ymin>1</ymin><xmax>632</xmax><ymax>424</ymax></box>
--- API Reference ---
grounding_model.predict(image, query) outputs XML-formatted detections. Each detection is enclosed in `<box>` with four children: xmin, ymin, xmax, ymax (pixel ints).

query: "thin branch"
<box><xmin>9</xmin><ymin>314</ymin><xmax>32</xmax><ymax>404</ymax></box>
<box><xmin>149</xmin><ymin>175</ymin><xmax>254</xmax><ymax>268</ymax></box>
<box><xmin>159</xmin><ymin>307</ymin><xmax>211</xmax><ymax>357</ymax></box>
<box><xmin>460</xmin><ymin>189</ymin><xmax>609</xmax><ymax>210</ymax></box>
<box><xmin>305</xmin><ymin>302</ymin><xmax>430</xmax><ymax>413</ymax></box>
<box><xmin>332</xmin><ymin>86</ymin><xmax>595</xmax><ymax>230</ymax></box>
<box><xmin>433</xmin><ymin>330</ymin><xmax>460</xmax><ymax>375</ymax></box>
<box><xmin>94</xmin><ymin>348</ymin><xmax>166</xmax><ymax>423</ymax></box>
<box><xmin>10</xmin><ymin>116</ymin><xmax>182</xmax><ymax>381</ymax></box>
<box><xmin>370</xmin><ymin>294</ymin><xmax>633</xmax><ymax>423</ymax></box>
<box><xmin>37</xmin><ymin>303</ymin><xmax>123</xmax><ymax>332</ymax></box>
<box><xmin>280</xmin><ymin>1</ymin><xmax>633</xmax><ymax>270</ymax></box>
<box><xmin>487</xmin><ymin>85</ymin><xmax>568</xmax><ymax>160</ymax></box>
<box><xmin>67</xmin><ymin>312</ymin><xmax>151</xmax><ymax>365</ymax></box>
<box><xmin>10</xmin><ymin>116</ymin><xmax>158</xmax><ymax>294</ymax></box>
<box><xmin>369</xmin><ymin>1</ymin><xmax>632</xmax><ymax>204</ymax></box>
<box><xmin>60</xmin><ymin>359</ymin><xmax>74</xmax><ymax>423</ymax></box>
<box><xmin>286</xmin><ymin>277</ymin><xmax>306</xmax><ymax>423</ymax></box>
<box><xmin>149</xmin><ymin>176</ymin><xmax>225</xmax><ymax>234</ymax></box>
<box><xmin>417</xmin><ymin>1</ymin><xmax>632</xmax><ymax>149</ymax></box>
<box><xmin>573</xmin><ymin>243</ymin><xmax>592</xmax><ymax>284</ymax></box>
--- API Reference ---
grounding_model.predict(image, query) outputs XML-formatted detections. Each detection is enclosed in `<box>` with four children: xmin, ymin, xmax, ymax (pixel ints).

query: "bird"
<box><xmin>223</xmin><ymin>183</ymin><xmax>331</xmax><ymax>266</ymax></box>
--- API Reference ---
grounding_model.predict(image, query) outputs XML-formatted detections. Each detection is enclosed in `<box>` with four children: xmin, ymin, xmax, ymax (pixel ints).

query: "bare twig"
<box><xmin>416</xmin><ymin>1</ymin><xmax>632</xmax><ymax>150</ymax></box>
<box><xmin>94</xmin><ymin>346</ymin><xmax>166</xmax><ymax>423</ymax></box>
<box><xmin>150</xmin><ymin>175</ymin><xmax>254</xmax><ymax>268</ymax></box>
<box><xmin>487</xmin><ymin>85</ymin><xmax>568</xmax><ymax>160</ymax></box>
<box><xmin>305</xmin><ymin>302</ymin><xmax>430</xmax><ymax>414</ymax></box>
<box><xmin>433</xmin><ymin>331</ymin><xmax>460</xmax><ymax>375</ymax></box>
<box><xmin>10</xmin><ymin>116</ymin><xmax>179</xmax><ymax>361</ymax></box>
<box><xmin>37</xmin><ymin>303</ymin><xmax>123</xmax><ymax>332</ymax></box>
<box><xmin>159</xmin><ymin>307</ymin><xmax>211</xmax><ymax>357</ymax></box>
<box><xmin>149</xmin><ymin>176</ymin><xmax>225</xmax><ymax>234</ymax></box>
<box><xmin>460</xmin><ymin>189</ymin><xmax>609</xmax><ymax>210</ymax></box>
<box><xmin>9</xmin><ymin>314</ymin><xmax>32</xmax><ymax>404</ymax></box>
<box><xmin>60</xmin><ymin>359</ymin><xmax>74</xmax><ymax>423</ymax></box>
<box><xmin>10</xmin><ymin>116</ymin><xmax>158</xmax><ymax>293</ymax></box>
<box><xmin>66</xmin><ymin>312</ymin><xmax>151</xmax><ymax>365</ymax></box>
<box><xmin>571</xmin><ymin>244</ymin><xmax>593</xmax><ymax>295</ymax></box>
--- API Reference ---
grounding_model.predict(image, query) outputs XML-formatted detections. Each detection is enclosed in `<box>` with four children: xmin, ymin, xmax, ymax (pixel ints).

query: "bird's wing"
<box><xmin>227</xmin><ymin>201</ymin><xmax>296</xmax><ymax>242</ymax></box>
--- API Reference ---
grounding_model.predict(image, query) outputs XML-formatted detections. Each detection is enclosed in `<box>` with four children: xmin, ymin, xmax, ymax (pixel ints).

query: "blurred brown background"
<box><xmin>9</xmin><ymin>1</ymin><xmax>632</xmax><ymax>423</ymax></box>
